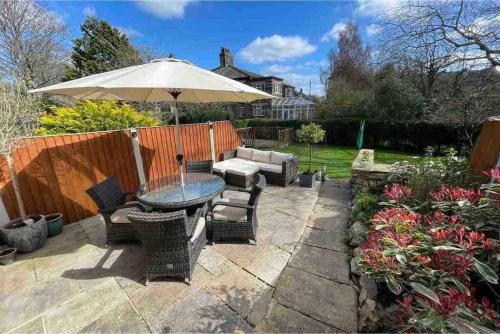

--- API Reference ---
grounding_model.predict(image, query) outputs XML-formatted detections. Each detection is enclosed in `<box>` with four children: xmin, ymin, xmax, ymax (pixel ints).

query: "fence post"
<box><xmin>208</xmin><ymin>122</ymin><xmax>216</xmax><ymax>161</ymax></box>
<box><xmin>130</xmin><ymin>128</ymin><xmax>146</xmax><ymax>187</ymax></box>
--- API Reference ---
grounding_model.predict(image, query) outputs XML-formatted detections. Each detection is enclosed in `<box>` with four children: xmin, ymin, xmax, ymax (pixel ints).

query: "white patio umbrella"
<box><xmin>30</xmin><ymin>58</ymin><xmax>273</xmax><ymax>185</ymax></box>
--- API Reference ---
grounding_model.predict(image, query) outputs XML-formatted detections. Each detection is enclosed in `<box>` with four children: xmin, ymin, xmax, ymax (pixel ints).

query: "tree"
<box><xmin>321</xmin><ymin>21</ymin><xmax>374</xmax><ymax>117</ymax></box>
<box><xmin>36</xmin><ymin>100</ymin><xmax>159</xmax><ymax>135</ymax></box>
<box><xmin>0</xmin><ymin>82</ymin><xmax>44</xmax><ymax>218</ymax></box>
<box><xmin>64</xmin><ymin>17</ymin><xmax>142</xmax><ymax>80</ymax></box>
<box><xmin>0</xmin><ymin>1</ymin><xmax>68</xmax><ymax>88</ymax></box>
<box><xmin>296</xmin><ymin>123</ymin><xmax>326</xmax><ymax>173</ymax></box>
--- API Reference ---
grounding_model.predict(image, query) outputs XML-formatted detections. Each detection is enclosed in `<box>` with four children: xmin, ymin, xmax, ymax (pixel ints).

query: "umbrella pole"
<box><xmin>169</xmin><ymin>91</ymin><xmax>184</xmax><ymax>186</ymax></box>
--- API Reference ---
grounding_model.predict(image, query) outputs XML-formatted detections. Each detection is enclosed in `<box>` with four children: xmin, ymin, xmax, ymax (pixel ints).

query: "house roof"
<box><xmin>272</xmin><ymin>96</ymin><xmax>315</xmax><ymax>107</ymax></box>
<box><xmin>212</xmin><ymin>65</ymin><xmax>262</xmax><ymax>80</ymax></box>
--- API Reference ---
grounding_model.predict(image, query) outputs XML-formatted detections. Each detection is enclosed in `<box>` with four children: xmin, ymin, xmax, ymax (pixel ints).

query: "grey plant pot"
<box><xmin>299</xmin><ymin>172</ymin><xmax>317</xmax><ymax>188</ymax></box>
<box><xmin>0</xmin><ymin>215</ymin><xmax>47</xmax><ymax>253</ymax></box>
<box><xmin>0</xmin><ymin>247</ymin><xmax>17</xmax><ymax>265</ymax></box>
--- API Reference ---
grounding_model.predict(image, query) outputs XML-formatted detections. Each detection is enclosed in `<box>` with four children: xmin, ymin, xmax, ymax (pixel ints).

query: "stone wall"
<box><xmin>351</xmin><ymin>149</ymin><xmax>391</xmax><ymax>194</ymax></box>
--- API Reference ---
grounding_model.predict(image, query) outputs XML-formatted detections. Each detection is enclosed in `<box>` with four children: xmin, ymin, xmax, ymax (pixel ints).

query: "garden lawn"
<box><xmin>265</xmin><ymin>144</ymin><xmax>425</xmax><ymax>179</ymax></box>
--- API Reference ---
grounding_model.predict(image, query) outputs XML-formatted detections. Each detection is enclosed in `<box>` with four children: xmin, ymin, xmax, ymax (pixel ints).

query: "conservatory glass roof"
<box><xmin>272</xmin><ymin>97</ymin><xmax>315</xmax><ymax>107</ymax></box>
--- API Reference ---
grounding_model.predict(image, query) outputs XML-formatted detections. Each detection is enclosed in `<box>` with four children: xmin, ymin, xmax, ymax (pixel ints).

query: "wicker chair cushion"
<box><xmin>253</xmin><ymin>162</ymin><xmax>282</xmax><ymax>173</ymax></box>
<box><xmin>270</xmin><ymin>151</ymin><xmax>292</xmax><ymax>165</ymax></box>
<box><xmin>111</xmin><ymin>208</ymin><xmax>135</xmax><ymax>224</ymax></box>
<box><xmin>237</xmin><ymin>146</ymin><xmax>254</xmax><ymax>160</ymax></box>
<box><xmin>252</xmin><ymin>150</ymin><xmax>271</xmax><ymax>163</ymax></box>
<box><xmin>190</xmin><ymin>217</ymin><xmax>206</xmax><ymax>242</ymax></box>
<box><xmin>213</xmin><ymin>198</ymin><xmax>247</xmax><ymax>222</ymax></box>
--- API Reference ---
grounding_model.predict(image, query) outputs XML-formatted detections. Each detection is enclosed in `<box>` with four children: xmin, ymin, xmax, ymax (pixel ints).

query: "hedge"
<box><xmin>246</xmin><ymin>118</ymin><xmax>478</xmax><ymax>153</ymax></box>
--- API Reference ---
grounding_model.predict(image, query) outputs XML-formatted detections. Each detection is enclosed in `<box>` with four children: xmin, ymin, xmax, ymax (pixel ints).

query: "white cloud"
<box><xmin>82</xmin><ymin>6</ymin><xmax>96</xmax><ymax>17</ymax></box>
<box><xmin>135</xmin><ymin>0</ymin><xmax>196</xmax><ymax>19</ymax></box>
<box><xmin>118</xmin><ymin>26</ymin><xmax>143</xmax><ymax>38</ymax></box>
<box><xmin>355</xmin><ymin>0</ymin><xmax>401</xmax><ymax>17</ymax></box>
<box><xmin>321</xmin><ymin>21</ymin><xmax>347</xmax><ymax>42</ymax></box>
<box><xmin>366</xmin><ymin>24</ymin><xmax>382</xmax><ymax>36</ymax></box>
<box><xmin>264</xmin><ymin>64</ymin><xmax>292</xmax><ymax>74</ymax></box>
<box><xmin>239</xmin><ymin>35</ymin><xmax>316</xmax><ymax>64</ymax></box>
<box><xmin>262</xmin><ymin>63</ymin><xmax>324</xmax><ymax>96</ymax></box>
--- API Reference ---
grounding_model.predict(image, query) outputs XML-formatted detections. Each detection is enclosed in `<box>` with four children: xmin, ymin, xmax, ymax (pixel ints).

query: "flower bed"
<box><xmin>351</xmin><ymin>155</ymin><xmax>500</xmax><ymax>332</ymax></box>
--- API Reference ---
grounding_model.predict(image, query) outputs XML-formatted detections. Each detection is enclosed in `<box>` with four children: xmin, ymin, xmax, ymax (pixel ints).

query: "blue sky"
<box><xmin>40</xmin><ymin>1</ymin><xmax>393</xmax><ymax>95</ymax></box>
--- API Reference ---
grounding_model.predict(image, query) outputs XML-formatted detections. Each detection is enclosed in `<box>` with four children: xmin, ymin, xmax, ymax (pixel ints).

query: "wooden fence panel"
<box><xmin>0</xmin><ymin>121</ymin><xmax>239</xmax><ymax>223</ymax></box>
<box><xmin>213</xmin><ymin>121</ymin><xmax>242</xmax><ymax>161</ymax></box>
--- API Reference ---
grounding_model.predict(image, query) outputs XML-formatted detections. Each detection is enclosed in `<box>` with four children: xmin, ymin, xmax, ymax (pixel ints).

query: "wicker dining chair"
<box><xmin>86</xmin><ymin>177</ymin><xmax>145</xmax><ymax>246</ymax></box>
<box><xmin>208</xmin><ymin>174</ymin><xmax>266</xmax><ymax>244</ymax></box>
<box><xmin>127</xmin><ymin>207</ymin><xmax>206</xmax><ymax>285</ymax></box>
<box><xmin>186</xmin><ymin>160</ymin><xmax>213</xmax><ymax>174</ymax></box>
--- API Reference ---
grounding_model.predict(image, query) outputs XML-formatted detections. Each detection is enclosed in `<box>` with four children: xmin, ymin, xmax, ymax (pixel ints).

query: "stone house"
<box><xmin>212</xmin><ymin>48</ymin><xmax>315</xmax><ymax>120</ymax></box>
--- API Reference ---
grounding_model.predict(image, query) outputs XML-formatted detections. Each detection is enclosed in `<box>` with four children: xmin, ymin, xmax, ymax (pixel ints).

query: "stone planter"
<box><xmin>46</xmin><ymin>213</ymin><xmax>64</xmax><ymax>237</ymax></box>
<box><xmin>299</xmin><ymin>172</ymin><xmax>317</xmax><ymax>188</ymax></box>
<box><xmin>0</xmin><ymin>215</ymin><xmax>47</xmax><ymax>253</ymax></box>
<box><xmin>0</xmin><ymin>247</ymin><xmax>16</xmax><ymax>265</ymax></box>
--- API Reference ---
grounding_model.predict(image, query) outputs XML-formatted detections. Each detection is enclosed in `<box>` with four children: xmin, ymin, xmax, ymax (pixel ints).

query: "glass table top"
<box><xmin>137</xmin><ymin>173</ymin><xmax>225</xmax><ymax>209</ymax></box>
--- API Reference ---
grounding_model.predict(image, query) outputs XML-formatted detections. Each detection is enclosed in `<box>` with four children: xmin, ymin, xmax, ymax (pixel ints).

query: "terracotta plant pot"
<box><xmin>0</xmin><ymin>247</ymin><xmax>17</xmax><ymax>265</ymax></box>
<box><xmin>46</xmin><ymin>213</ymin><xmax>64</xmax><ymax>237</ymax></box>
<box><xmin>0</xmin><ymin>215</ymin><xmax>47</xmax><ymax>253</ymax></box>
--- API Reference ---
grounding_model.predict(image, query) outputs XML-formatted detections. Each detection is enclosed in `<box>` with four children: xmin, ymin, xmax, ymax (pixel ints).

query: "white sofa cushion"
<box><xmin>111</xmin><ymin>208</ymin><xmax>134</xmax><ymax>224</ymax></box>
<box><xmin>213</xmin><ymin>160</ymin><xmax>240</xmax><ymax>174</ymax></box>
<box><xmin>226</xmin><ymin>164</ymin><xmax>259</xmax><ymax>176</ymax></box>
<box><xmin>253</xmin><ymin>161</ymin><xmax>282</xmax><ymax>174</ymax></box>
<box><xmin>213</xmin><ymin>198</ymin><xmax>248</xmax><ymax>222</ymax></box>
<box><xmin>252</xmin><ymin>150</ymin><xmax>271</xmax><ymax>163</ymax></box>
<box><xmin>237</xmin><ymin>146</ymin><xmax>253</xmax><ymax>160</ymax></box>
<box><xmin>190</xmin><ymin>217</ymin><xmax>206</xmax><ymax>242</ymax></box>
<box><xmin>270</xmin><ymin>151</ymin><xmax>292</xmax><ymax>165</ymax></box>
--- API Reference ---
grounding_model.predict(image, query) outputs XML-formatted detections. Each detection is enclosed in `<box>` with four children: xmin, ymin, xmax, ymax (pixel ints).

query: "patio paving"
<box><xmin>0</xmin><ymin>180</ymin><xmax>357</xmax><ymax>333</ymax></box>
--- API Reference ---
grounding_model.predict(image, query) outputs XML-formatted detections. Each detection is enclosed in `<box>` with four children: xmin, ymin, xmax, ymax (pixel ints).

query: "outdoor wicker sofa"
<box><xmin>86</xmin><ymin>177</ymin><xmax>146</xmax><ymax>246</ymax></box>
<box><xmin>127</xmin><ymin>207</ymin><xmax>206</xmax><ymax>285</ymax></box>
<box><xmin>213</xmin><ymin>147</ymin><xmax>298</xmax><ymax>187</ymax></box>
<box><xmin>207</xmin><ymin>174</ymin><xmax>266</xmax><ymax>243</ymax></box>
<box><xmin>186</xmin><ymin>159</ymin><xmax>213</xmax><ymax>174</ymax></box>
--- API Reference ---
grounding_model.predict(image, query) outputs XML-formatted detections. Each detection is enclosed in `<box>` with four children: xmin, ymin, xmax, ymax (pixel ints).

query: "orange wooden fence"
<box><xmin>0</xmin><ymin>121</ymin><xmax>241</xmax><ymax>223</ymax></box>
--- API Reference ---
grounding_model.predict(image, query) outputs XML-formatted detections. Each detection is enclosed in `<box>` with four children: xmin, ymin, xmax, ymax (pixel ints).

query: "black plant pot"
<box><xmin>0</xmin><ymin>215</ymin><xmax>47</xmax><ymax>253</ymax></box>
<box><xmin>299</xmin><ymin>172</ymin><xmax>317</xmax><ymax>188</ymax></box>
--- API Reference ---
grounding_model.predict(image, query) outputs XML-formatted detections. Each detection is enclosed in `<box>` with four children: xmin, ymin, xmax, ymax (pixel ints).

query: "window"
<box><xmin>253</xmin><ymin>104</ymin><xmax>265</xmax><ymax>116</ymax></box>
<box><xmin>253</xmin><ymin>82</ymin><xmax>265</xmax><ymax>91</ymax></box>
<box><xmin>272</xmin><ymin>82</ymin><xmax>282</xmax><ymax>96</ymax></box>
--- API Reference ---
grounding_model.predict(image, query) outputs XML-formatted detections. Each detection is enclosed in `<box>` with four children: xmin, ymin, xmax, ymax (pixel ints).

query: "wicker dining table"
<box><xmin>136</xmin><ymin>173</ymin><xmax>226</xmax><ymax>212</ymax></box>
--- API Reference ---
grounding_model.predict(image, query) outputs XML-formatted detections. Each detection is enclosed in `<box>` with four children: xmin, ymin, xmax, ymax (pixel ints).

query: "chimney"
<box><xmin>219</xmin><ymin>47</ymin><xmax>233</xmax><ymax>67</ymax></box>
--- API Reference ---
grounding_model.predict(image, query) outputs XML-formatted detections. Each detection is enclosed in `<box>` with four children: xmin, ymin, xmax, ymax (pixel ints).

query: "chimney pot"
<box><xmin>219</xmin><ymin>47</ymin><xmax>233</xmax><ymax>67</ymax></box>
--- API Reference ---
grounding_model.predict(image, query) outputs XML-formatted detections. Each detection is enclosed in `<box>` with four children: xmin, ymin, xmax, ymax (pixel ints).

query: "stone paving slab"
<box><xmin>154</xmin><ymin>288</ymin><xmax>252</xmax><ymax>333</ymax></box>
<box><xmin>316</xmin><ymin>186</ymin><xmax>351</xmax><ymax>208</ymax></box>
<box><xmin>78</xmin><ymin>300</ymin><xmax>150</xmax><ymax>334</ymax></box>
<box><xmin>9</xmin><ymin>317</ymin><xmax>44</xmax><ymax>334</ymax></box>
<box><xmin>288</xmin><ymin>244</ymin><xmax>350</xmax><ymax>284</ymax></box>
<box><xmin>301</xmin><ymin>227</ymin><xmax>348</xmax><ymax>252</ymax></box>
<box><xmin>306</xmin><ymin>211</ymin><xmax>348</xmax><ymax>232</ymax></box>
<box><xmin>206</xmin><ymin>266</ymin><xmax>273</xmax><ymax>320</ymax></box>
<box><xmin>275</xmin><ymin>267</ymin><xmax>358</xmax><ymax>332</ymax></box>
<box><xmin>43</xmin><ymin>278</ymin><xmax>129</xmax><ymax>334</ymax></box>
<box><xmin>244</xmin><ymin>244</ymin><xmax>291</xmax><ymax>286</ymax></box>
<box><xmin>0</xmin><ymin>278</ymin><xmax>81</xmax><ymax>333</ymax></box>
<box><xmin>256</xmin><ymin>300</ymin><xmax>335</xmax><ymax>333</ymax></box>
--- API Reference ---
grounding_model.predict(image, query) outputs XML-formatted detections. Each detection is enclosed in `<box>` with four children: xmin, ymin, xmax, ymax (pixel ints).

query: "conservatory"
<box><xmin>271</xmin><ymin>96</ymin><xmax>315</xmax><ymax>120</ymax></box>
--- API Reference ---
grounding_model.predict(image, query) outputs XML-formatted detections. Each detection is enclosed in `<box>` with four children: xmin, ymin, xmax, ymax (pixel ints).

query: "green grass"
<box><xmin>264</xmin><ymin>144</ymin><xmax>425</xmax><ymax>179</ymax></box>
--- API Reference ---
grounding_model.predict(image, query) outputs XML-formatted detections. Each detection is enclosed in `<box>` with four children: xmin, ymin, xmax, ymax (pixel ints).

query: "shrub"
<box><xmin>358</xmin><ymin>178</ymin><xmax>500</xmax><ymax>333</ymax></box>
<box><xmin>36</xmin><ymin>100</ymin><xmax>158</xmax><ymax>135</ymax></box>
<box><xmin>351</xmin><ymin>192</ymin><xmax>379</xmax><ymax>223</ymax></box>
<box><xmin>173</xmin><ymin>103</ymin><xmax>234</xmax><ymax>124</ymax></box>
<box><xmin>245</xmin><ymin>118</ymin><xmax>478</xmax><ymax>153</ymax></box>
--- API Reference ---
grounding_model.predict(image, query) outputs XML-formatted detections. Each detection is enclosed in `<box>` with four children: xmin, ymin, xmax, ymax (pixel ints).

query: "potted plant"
<box><xmin>296</xmin><ymin>123</ymin><xmax>326</xmax><ymax>188</ymax></box>
<box><xmin>46</xmin><ymin>213</ymin><xmax>64</xmax><ymax>237</ymax></box>
<box><xmin>0</xmin><ymin>246</ymin><xmax>17</xmax><ymax>265</ymax></box>
<box><xmin>0</xmin><ymin>83</ymin><xmax>46</xmax><ymax>252</ymax></box>
<box><xmin>0</xmin><ymin>215</ymin><xmax>47</xmax><ymax>253</ymax></box>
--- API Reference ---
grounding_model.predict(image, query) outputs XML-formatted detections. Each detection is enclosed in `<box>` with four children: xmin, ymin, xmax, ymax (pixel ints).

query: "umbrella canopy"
<box><xmin>30</xmin><ymin>58</ymin><xmax>274</xmax><ymax>102</ymax></box>
<box><xmin>30</xmin><ymin>57</ymin><xmax>273</xmax><ymax>187</ymax></box>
